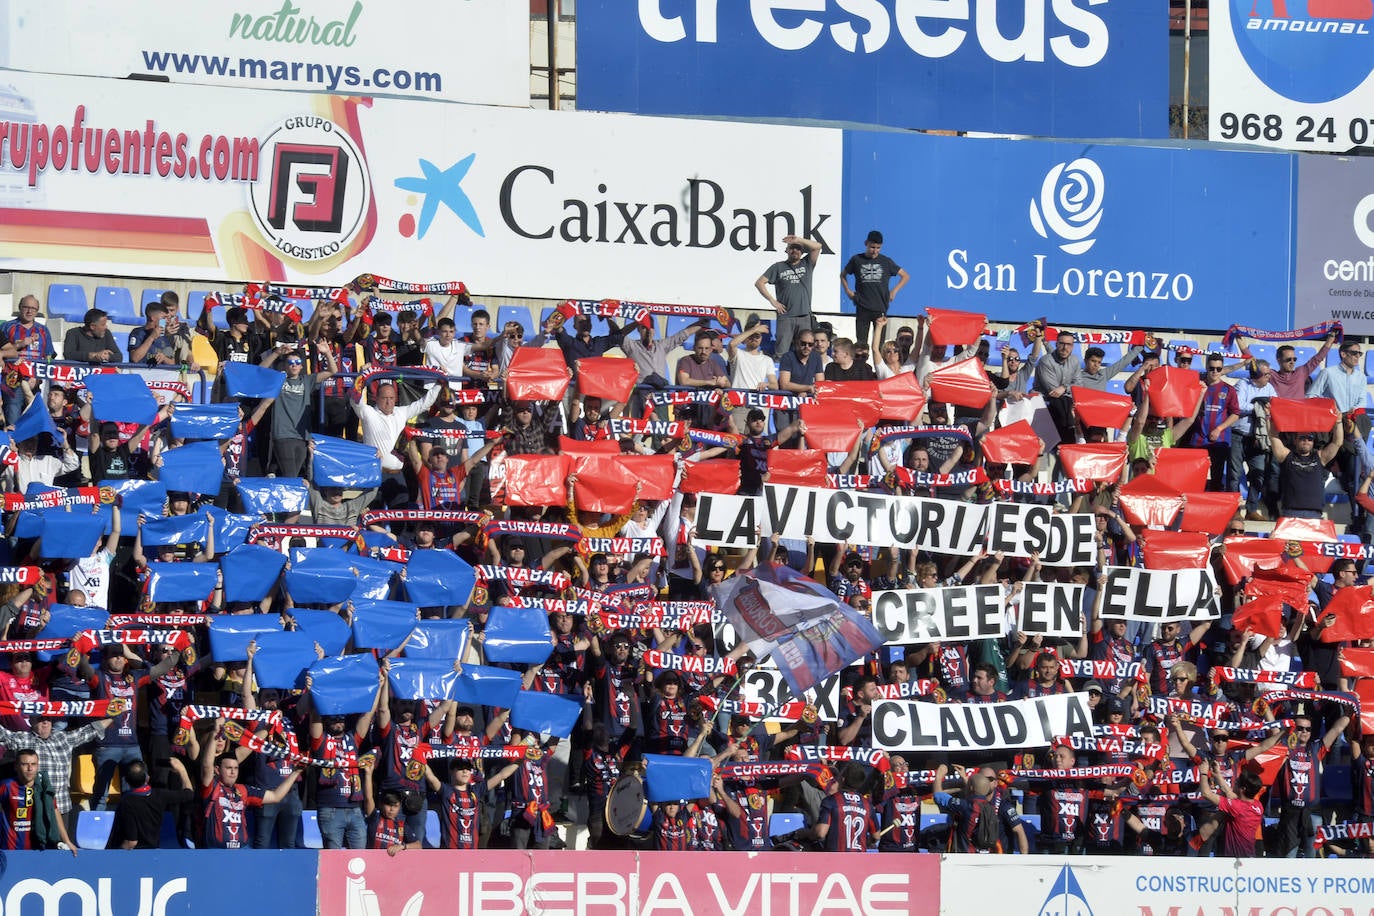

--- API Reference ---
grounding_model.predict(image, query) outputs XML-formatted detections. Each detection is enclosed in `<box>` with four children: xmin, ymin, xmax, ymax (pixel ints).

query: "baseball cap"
<box><xmin>1084</xmin><ymin>680</ymin><xmax>1104</xmax><ymax>695</ymax></box>
<box><xmin>98</xmin><ymin>422</ymin><xmax>120</xmax><ymax>439</ymax></box>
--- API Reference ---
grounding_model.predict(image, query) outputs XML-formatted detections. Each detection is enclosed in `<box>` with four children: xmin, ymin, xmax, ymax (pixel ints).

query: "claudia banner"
<box><xmin>317</xmin><ymin>850</ymin><xmax>937</xmax><ymax>916</ymax></box>
<box><xmin>1295</xmin><ymin>153</ymin><xmax>1374</xmax><ymax>334</ymax></box>
<box><xmin>0</xmin><ymin>0</ymin><xmax>528</xmax><ymax>107</ymax></box>
<box><xmin>694</xmin><ymin>484</ymin><xmax>1096</xmax><ymax>566</ymax></box>
<box><xmin>1209</xmin><ymin>0</ymin><xmax>1374</xmax><ymax>153</ymax></box>
<box><xmin>871</xmin><ymin>692</ymin><xmax>1094</xmax><ymax>752</ymax></box>
<box><xmin>577</xmin><ymin>1</ymin><xmax>1166</xmax><ymax>140</ymax></box>
<box><xmin>940</xmin><ymin>858</ymin><xmax>1374</xmax><ymax>916</ymax></box>
<box><xmin>0</xmin><ymin>71</ymin><xmax>841</xmax><ymax>306</ymax></box>
<box><xmin>841</xmin><ymin>131</ymin><xmax>1294</xmax><ymax>326</ymax></box>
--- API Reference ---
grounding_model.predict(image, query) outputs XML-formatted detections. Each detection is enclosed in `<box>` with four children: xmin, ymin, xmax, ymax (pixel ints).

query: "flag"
<box><xmin>484</xmin><ymin>606</ymin><xmax>554</xmax><ymax>664</ymax></box>
<box><xmin>813</xmin><ymin>381</ymin><xmax>883</xmax><ymax>429</ymax></box>
<box><xmin>925</xmin><ymin>307</ymin><xmax>986</xmax><ymax>346</ymax></box>
<box><xmin>503</xmin><ymin>455</ymin><xmax>571</xmax><ymax>507</ymax></box>
<box><xmin>404</xmin><ymin>620</ymin><xmax>472</xmax><ymax>661</ymax></box>
<box><xmin>567</xmin><ymin>453</ymin><xmax>638</xmax><ymax>514</ymax></box>
<box><xmin>1072</xmin><ymin>386</ymin><xmax>1134</xmax><ymax>430</ymax></box>
<box><xmin>643</xmin><ymin>754</ymin><xmax>713</xmax><ymax>803</ymax></box>
<box><xmin>251</xmin><ymin>631</ymin><xmax>318</xmax><ymax>690</ymax></box>
<box><xmin>1141</xmin><ymin>530</ymin><xmax>1213</xmax><ymax>570</ymax></box>
<box><xmin>145</xmin><ymin>562</ymin><xmax>218</xmax><ymax>603</ymax></box>
<box><xmin>1117</xmin><ymin>474</ymin><xmax>1184</xmax><ymax>528</ymax></box>
<box><xmin>1269</xmin><ymin>397</ymin><xmax>1340</xmax><ymax>434</ymax></box>
<box><xmin>102</xmin><ymin>478</ymin><xmax>167</xmax><ymax>520</ymax></box>
<box><xmin>223</xmin><ymin>362</ymin><xmax>285</xmax><ymax>399</ymax></box>
<box><xmin>798</xmin><ymin>401</ymin><xmax>864</xmax><ymax>453</ymax></box>
<box><xmin>140</xmin><ymin>511</ymin><xmax>210</xmax><ymax>548</ymax></box>
<box><xmin>680</xmin><ymin>459</ymin><xmax>740</xmax><ymax>494</ymax></box>
<box><xmin>1232</xmin><ymin>596</ymin><xmax>1286</xmax><ymax>639</ymax></box>
<box><xmin>207</xmin><ymin>614</ymin><xmax>282</xmax><ymax>662</ymax></box>
<box><xmin>348</xmin><ymin>599</ymin><xmax>418</xmax><ymax>651</ymax></box>
<box><xmin>170</xmin><ymin>404</ymin><xmax>241</xmax><ymax>441</ymax></box>
<box><xmin>37</xmin><ymin>512</ymin><xmax>105</xmax><ymax>559</ymax></box>
<box><xmin>1179</xmin><ymin>492</ymin><xmax>1242</xmax><ymax>535</ymax></box>
<box><xmin>768</xmin><ymin>449</ymin><xmax>827</xmax><ymax>488</ymax></box>
<box><xmin>1319</xmin><ymin>586</ymin><xmax>1374</xmax><ymax>643</ymax></box>
<box><xmin>1153</xmin><ymin>449</ymin><xmax>1209</xmax><ymax>494</ymax></box>
<box><xmin>714</xmin><ymin>563</ymin><xmax>883</xmax><ymax>695</ymax></box>
<box><xmin>928</xmin><ymin>358</ymin><xmax>992</xmax><ymax>409</ymax></box>
<box><xmin>205</xmin><ymin>507</ymin><xmax>260</xmax><ymax>551</ymax></box>
<box><xmin>159</xmin><ymin>441</ymin><xmax>225</xmax><ymax>496</ymax></box>
<box><xmin>1057</xmin><ymin>443</ymin><xmax>1127</xmax><ymax>482</ymax></box>
<box><xmin>285</xmin><ymin>549</ymin><xmax>396</xmax><ymax>605</ymax></box>
<box><xmin>452</xmin><ymin>663</ymin><xmax>522</xmax><ymax>709</ymax></box>
<box><xmin>877</xmin><ymin>372</ymin><xmax>926</xmax><ymax>423</ymax></box>
<box><xmin>311</xmin><ymin>435</ymin><xmax>382</xmax><ymax>489</ymax></box>
<box><xmin>619</xmin><ymin>455</ymin><xmax>676</xmax><ymax>501</ymax></box>
<box><xmin>1142</xmin><ymin>367</ymin><xmax>1203</xmax><ymax>418</ymax></box>
<box><xmin>386</xmin><ymin>658</ymin><xmax>460</xmax><ymax>700</ymax></box>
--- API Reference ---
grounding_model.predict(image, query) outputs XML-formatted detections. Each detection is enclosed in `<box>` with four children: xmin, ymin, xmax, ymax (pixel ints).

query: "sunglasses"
<box><xmin>709</xmin><ymin>566</ymin><xmax>726</xmax><ymax>572</ymax></box>
<box><xmin>1170</xmin><ymin>676</ymin><xmax>1190</xmax><ymax>682</ymax></box>
<box><xmin>1345</xmin><ymin>350</ymin><xmax>1363</xmax><ymax>356</ymax></box>
<box><xmin>1280</xmin><ymin>356</ymin><xmax>1297</xmax><ymax>363</ymax></box>
<box><xmin>1227</xmin><ymin>528</ymin><xmax>1245</xmax><ymax>535</ymax></box>
<box><xmin>1295</xmin><ymin>726</ymin><xmax>1313</xmax><ymax>732</ymax></box>
<box><xmin>1211</xmin><ymin>734</ymin><xmax>1230</xmax><ymax>742</ymax></box>
<box><xmin>286</xmin><ymin>358</ymin><xmax>303</xmax><ymax>366</ymax></box>
<box><xmin>797</xmin><ymin>341</ymin><xmax>815</xmax><ymax>348</ymax></box>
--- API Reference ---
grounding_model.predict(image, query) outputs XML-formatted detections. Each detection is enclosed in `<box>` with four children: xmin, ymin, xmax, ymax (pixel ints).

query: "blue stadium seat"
<box><xmin>45</xmin><ymin>283</ymin><xmax>88</xmax><ymax>323</ymax></box>
<box><xmin>141</xmin><ymin>289</ymin><xmax>171</xmax><ymax>310</ymax></box>
<box><xmin>1293</xmin><ymin>345</ymin><xmax>1317</xmax><ymax>366</ymax></box>
<box><xmin>93</xmin><ymin>286</ymin><xmax>139</xmax><ymax>324</ymax></box>
<box><xmin>1247</xmin><ymin>343</ymin><xmax>1278</xmax><ymax>369</ymax></box>
<box><xmin>1170</xmin><ymin>338</ymin><xmax>1200</xmax><ymax>359</ymax></box>
<box><xmin>1106</xmin><ymin>378</ymin><xmax>1128</xmax><ymax>396</ymax></box>
<box><xmin>665</xmin><ymin>316</ymin><xmax>699</xmax><ymax>340</ymax></box>
<box><xmin>981</xmin><ymin>335</ymin><xmax>1003</xmax><ymax>368</ymax></box>
<box><xmin>920</xmin><ymin>813</ymin><xmax>948</xmax><ymax>830</ymax></box>
<box><xmin>769</xmin><ymin>812</ymin><xmax>806</xmax><ymax>836</ymax></box>
<box><xmin>301</xmin><ymin>810</ymin><xmax>323</xmax><ymax>849</ymax></box>
<box><xmin>285</xmin><ymin>296</ymin><xmax>313</xmax><ymax>324</ymax></box>
<box><xmin>425</xmin><ymin>809</ymin><xmax>440</xmax><ymax>847</ymax></box>
<box><xmin>159</xmin><ymin>811</ymin><xmax>183</xmax><ymax>848</ymax></box>
<box><xmin>449</xmin><ymin>305</ymin><xmax>474</xmax><ymax>334</ymax></box>
<box><xmin>497</xmin><ymin>305</ymin><xmax>536</xmax><ymax>340</ymax></box>
<box><xmin>77</xmin><ymin>810</ymin><xmax>115</xmax><ymax>849</ymax></box>
<box><xmin>185</xmin><ymin>291</ymin><xmax>226</xmax><ymax>330</ymax></box>
<box><xmin>1364</xmin><ymin>349</ymin><xmax>1374</xmax><ymax>384</ymax></box>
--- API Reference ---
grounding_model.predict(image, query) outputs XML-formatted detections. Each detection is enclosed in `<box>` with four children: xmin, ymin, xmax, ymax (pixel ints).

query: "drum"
<box><xmin>605</xmin><ymin>774</ymin><xmax>653</xmax><ymax>837</ymax></box>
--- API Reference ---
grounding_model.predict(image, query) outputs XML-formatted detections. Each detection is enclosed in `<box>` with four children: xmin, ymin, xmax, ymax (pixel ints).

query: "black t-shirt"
<box><xmin>843</xmin><ymin>253</ymin><xmax>902</xmax><ymax>313</ymax></box>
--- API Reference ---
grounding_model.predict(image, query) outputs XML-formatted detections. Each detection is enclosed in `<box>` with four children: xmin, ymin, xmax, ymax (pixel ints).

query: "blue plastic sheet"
<box><xmin>145</xmin><ymin>562</ymin><xmax>218</xmax><ymax>603</ymax></box>
<box><xmin>404</xmin><ymin>549</ymin><xmax>476</xmax><ymax>608</ymax></box>
<box><xmin>36</xmin><ymin>604</ymin><xmax>108</xmax><ymax>662</ymax></box>
<box><xmin>102</xmin><ymin>479</ymin><xmax>167</xmax><ymax>520</ymax></box>
<box><xmin>235</xmin><ymin>478</ymin><xmax>309</xmax><ymax>515</ymax></box>
<box><xmin>285</xmin><ymin>549</ymin><xmax>395</xmax><ymax>605</ymax></box>
<box><xmin>207</xmin><ymin>614</ymin><xmax>282</xmax><ymax>663</ymax></box>
<box><xmin>37</xmin><ymin>512</ymin><xmax>106</xmax><ymax>559</ymax></box>
<box><xmin>349</xmin><ymin>599</ymin><xmax>419</xmax><ymax>650</ymax></box>
<box><xmin>140</xmin><ymin>511</ymin><xmax>210</xmax><ymax>547</ymax></box>
<box><xmin>403</xmin><ymin>620</ymin><xmax>471</xmax><ymax>661</ymax></box>
<box><xmin>311</xmin><ymin>435</ymin><xmax>382</xmax><ymax>489</ymax></box>
<box><xmin>204</xmin><ymin>507</ymin><xmax>259</xmax><ymax>551</ymax></box>
<box><xmin>223</xmin><ymin>361</ymin><xmax>285</xmax><ymax>399</ymax></box>
<box><xmin>511</xmin><ymin>690</ymin><xmax>581</xmax><ymax>739</ymax></box>
<box><xmin>287</xmin><ymin>608</ymin><xmax>351</xmax><ymax>657</ymax></box>
<box><xmin>219</xmin><ymin>543</ymin><xmax>286</xmax><ymax>603</ymax></box>
<box><xmin>159</xmin><ymin>440</ymin><xmax>224</xmax><ymax>495</ymax></box>
<box><xmin>11</xmin><ymin>396</ymin><xmax>60</xmax><ymax>443</ymax></box>
<box><xmin>386</xmin><ymin>657</ymin><xmax>459</xmax><ymax>700</ymax></box>
<box><xmin>451</xmin><ymin>663</ymin><xmax>522</xmax><ymax>710</ymax></box>
<box><xmin>483</xmin><ymin>606</ymin><xmax>553</xmax><ymax>665</ymax></box>
<box><xmin>170</xmin><ymin>403</ymin><xmax>241</xmax><ymax>440</ymax></box>
<box><xmin>251</xmin><ymin>630</ymin><xmax>318</xmax><ymax>689</ymax></box>
<box><xmin>643</xmin><ymin>754</ymin><xmax>712</xmax><ymax>803</ymax></box>
<box><xmin>308</xmin><ymin>653</ymin><xmax>380</xmax><ymax>715</ymax></box>
<box><xmin>84</xmin><ymin>374</ymin><xmax>159</xmax><ymax>424</ymax></box>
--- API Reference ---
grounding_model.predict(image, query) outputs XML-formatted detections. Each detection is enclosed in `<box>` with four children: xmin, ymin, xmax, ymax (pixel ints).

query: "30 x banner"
<box><xmin>695</xmin><ymin>485</ymin><xmax>1096</xmax><ymax>566</ymax></box>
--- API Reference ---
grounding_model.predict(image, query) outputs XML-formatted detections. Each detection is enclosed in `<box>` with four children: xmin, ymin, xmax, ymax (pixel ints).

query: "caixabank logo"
<box><xmin>248</xmin><ymin>116</ymin><xmax>371</xmax><ymax>262</ymax></box>
<box><xmin>1234</xmin><ymin>0</ymin><xmax>1374</xmax><ymax>102</ymax></box>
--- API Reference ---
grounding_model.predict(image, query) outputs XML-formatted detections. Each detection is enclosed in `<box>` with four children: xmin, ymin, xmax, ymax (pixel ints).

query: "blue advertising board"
<box><xmin>578</xmin><ymin>1</ymin><xmax>1167</xmax><ymax>139</ymax></box>
<box><xmin>0</xmin><ymin>851</ymin><xmax>318</xmax><ymax>916</ymax></box>
<box><xmin>841</xmin><ymin>131</ymin><xmax>1295</xmax><ymax>329</ymax></box>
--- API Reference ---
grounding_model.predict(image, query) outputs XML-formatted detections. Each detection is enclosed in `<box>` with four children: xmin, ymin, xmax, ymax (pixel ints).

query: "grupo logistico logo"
<box><xmin>947</xmin><ymin>156</ymin><xmax>1195</xmax><ymax>302</ymax></box>
<box><xmin>1233</xmin><ymin>0</ymin><xmax>1374</xmax><ymax>103</ymax></box>
<box><xmin>1029</xmin><ymin>158</ymin><xmax>1104</xmax><ymax>255</ymax></box>
<box><xmin>248</xmin><ymin>116</ymin><xmax>370</xmax><ymax>262</ymax></box>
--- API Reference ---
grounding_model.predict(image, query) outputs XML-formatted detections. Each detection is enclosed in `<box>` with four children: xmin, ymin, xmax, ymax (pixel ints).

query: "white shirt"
<box><xmin>730</xmin><ymin>347</ymin><xmax>774</xmax><ymax>391</ymax></box>
<box><xmin>424</xmin><ymin>338</ymin><xmax>469</xmax><ymax>377</ymax></box>
<box><xmin>350</xmin><ymin>384</ymin><xmax>443</xmax><ymax>471</ymax></box>
<box><xmin>68</xmin><ymin>550</ymin><xmax>113</xmax><ymax>609</ymax></box>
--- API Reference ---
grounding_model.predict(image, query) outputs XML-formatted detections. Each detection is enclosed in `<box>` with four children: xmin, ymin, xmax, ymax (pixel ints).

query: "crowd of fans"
<box><xmin>0</xmin><ymin>266</ymin><xmax>1368</xmax><ymax>861</ymax></box>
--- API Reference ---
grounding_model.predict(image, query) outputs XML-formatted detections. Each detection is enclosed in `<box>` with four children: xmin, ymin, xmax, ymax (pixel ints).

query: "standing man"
<box><xmin>1310</xmin><ymin>338</ymin><xmax>1370</xmax><ymax>533</ymax></box>
<box><xmin>841</xmin><ymin>230</ymin><xmax>909</xmax><ymax>348</ymax></box>
<box><xmin>1036</xmin><ymin>331</ymin><xmax>1082</xmax><ymax>446</ymax></box>
<box><xmin>1186</xmin><ymin>353</ymin><xmax>1241</xmax><ymax>491</ymax></box>
<box><xmin>1</xmin><ymin>295</ymin><xmax>50</xmax><ymax>425</ymax></box>
<box><xmin>756</xmin><ymin>234</ymin><xmax>822</xmax><ymax>355</ymax></box>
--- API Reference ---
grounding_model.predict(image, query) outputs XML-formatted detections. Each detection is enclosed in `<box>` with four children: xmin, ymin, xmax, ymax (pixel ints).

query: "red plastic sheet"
<box><xmin>1072</xmin><ymin>386</ymin><xmax>1134</xmax><ymax>430</ymax></box>
<box><xmin>503</xmin><ymin>454</ymin><xmax>572</xmax><ymax>506</ymax></box>
<box><xmin>1178</xmin><ymin>491</ymin><xmax>1241</xmax><ymax>535</ymax></box>
<box><xmin>767</xmin><ymin>449</ymin><xmax>827</xmax><ymax>487</ymax></box>
<box><xmin>680</xmin><ymin>459</ymin><xmax>741</xmax><ymax>494</ymax></box>
<box><xmin>1058</xmin><ymin>442</ymin><xmax>1127</xmax><ymax>482</ymax></box>
<box><xmin>569</xmin><ymin>453</ymin><xmax>638</xmax><ymax>514</ymax></box>
<box><xmin>877</xmin><ymin>372</ymin><xmax>926</xmax><ymax>422</ymax></box>
<box><xmin>1152</xmin><ymin>449</ymin><xmax>1210</xmax><ymax>494</ymax></box>
<box><xmin>1141</xmin><ymin>530</ymin><xmax>1213</xmax><ymax>570</ymax></box>
<box><xmin>1220</xmin><ymin>535</ymin><xmax>1285</xmax><ymax>585</ymax></box>
<box><xmin>1269</xmin><ymin>396</ymin><xmax>1340</xmax><ymax>434</ymax></box>
<box><xmin>506</xmin><ymin>347</ymin><xmax>571</xmax><ymax>401</ymax></box>
<box><xmin>1142</xmin><ymin>366</ymin><xmax>1204</xmax><ymax>418</ymax></box>
<box><xmin>1233</xmin><ymin>596</ymin><xmax>1286</xmax><ymax>639</ymax></box>
<box><xmin>1319</xmin><ymin>586</ymin><xmax>1374</xmax><ymax>642</ymax></box>
<box><xmin>813</xmin><ymin>380</ymin><xmax>883</xmax><ymax>429</ymax></box>
<box><xmin>576</xmin><ymin>356</ymin><xmax>640</xmax><ymax>403</ymax></box>
<box><xmin>799</xmin><ymin>401</ymin><xmax>864</xmax><ymax>453</ymax></box>
<box><xmin>619</xmin><ymin>455</ymin><xmax>676</xmax><ymax>501</ymax></box>
<box><xmin>559</xmin><ymin>437</ymin><xmax>620</xmax><ymax>455</ymax></box>
<box><xmin>925</xmin><ymin>307</ymin><xmax>986</xmax><ymax>346</ymax></box>
<box><xmin>1117</xmin><ymin>474</ymin><xmax>1184</xmax><ymax>528</ymax></box>
<box><xmin>981</xmin><ymin>420</ymin><xmax>1042</xmax><ymax>466</ymax></box>
<box><xmin>928</xmin><ymin>358</ymin><xmax>992</xmax><ymax>409</ymax></box>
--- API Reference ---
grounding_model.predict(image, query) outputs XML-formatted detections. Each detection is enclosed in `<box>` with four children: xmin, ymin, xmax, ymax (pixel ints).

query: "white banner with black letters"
<box><xmin>871</xmin><ymin>693</ymin><xmax>1095</xmax><ymax>752</ymax></box>
<box><xmin>871</xmin><ymin>585</ymin><xmax>1005</xmax><ymax>645</ymax></box>
<box><xmin>1016</xmin><ymin>582</ymin><xmax>1086</xmax><ymax>638</ymax></box>
<box><xmin>694</xmin><ymin>485</ymin><xmax>1095</xmax><ymax>566</ymax></box>
<box><xmin>1099</xmin><ymin>566</ymin><xmax>1221</xmax><ymax>622</ymax></box>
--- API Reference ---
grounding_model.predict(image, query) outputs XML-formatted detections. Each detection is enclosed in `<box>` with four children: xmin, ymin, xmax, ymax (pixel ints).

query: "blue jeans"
<box><xmin>317</xmin><ymin>805</ymin><xmax>366</xmax><ymax>849</ymax></box>
<box><xmin>92</xmin><ymin>743</ymin><xmax>144</xmax><ymax>810</ymax></box>
<box><xmin>254</xmin><ymin>789</ymin><xmax>304</xmax><ymax>849</ymax></box>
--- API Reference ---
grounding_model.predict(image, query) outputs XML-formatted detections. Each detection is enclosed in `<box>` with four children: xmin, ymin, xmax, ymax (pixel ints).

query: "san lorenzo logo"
<box><xmin>249</xmin><ymin>116</ymin><xmax>371</xmax><ymax>262</ymax></box>
<box><xmin>1232</xmin><ymin>0</ymin><xmax>1374</xmax><ymax>103</ymax></box>
<box><xmin>1028</xmin><ymin>158</ymin><xmax>1104</xmax><ymax>256</ymax></box>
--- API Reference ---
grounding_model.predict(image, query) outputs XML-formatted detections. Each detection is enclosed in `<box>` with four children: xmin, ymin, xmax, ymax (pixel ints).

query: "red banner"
<box><xmin>768</xmin><ymin>449</ymin><xmax>827</xmax><ymax>488</ymax></box>
<box><xmin>576</xmin><ymin>356</ymin><xmax>640</xmax><ymax>403</ymax></box>
<box><xmin>620</xmin><ymin>455</ymin><xmax>677</xmax><ymax>502</ymax></box>
<box><xmin>980</xmin><ymin>420</ymin><xmax>1041</xmax><ymax>466</ymax></box>
<box><xmin>1220</xmin><ymin>535</ymin><xmax>1286</xmax><ymax>585</ymax></box>
<box><xmin>1269</xmin><ymin>396</ymin><xmax>1340</xmax><ymax>434</ymax></box>
<box><xmin>681</xmin><ymin>459</ymin><xmax>740</xmax><ymax>494</ymax></box>
<box><xmin>1319</xmin><ymin>586</ymin><xmax>1374</xmax><ymax>643</ymax></box>
<box><xmin>506</xmin><ymin>347</ymin><xmax>571</xmax><ymax>402</ymax></box>
<box><xmin>1152</xmin><ymin>449</ymin><xmax>1210</xmax><ymax>494</ymax></box>
<box><xmin>926</xmin><ymin>307</ymin><xmax>987</xmax><ymax>346</ymax></box>
<box><xmin>317</xmin><ymin>850</ymin><xmax>938</xmax><ymax>916</ymax></box>
<box><xmin>503</xmin><ymin>454</ymin><xmax>572</xmax><ymax>506</ymax></box>
<box><xmin>1339</xmin><ymin>647</ymin><xmax>1374</xmax><ymax>680</ymax></box>
<box><xmin>798</xmin><ymin>402</ymin><xmax>864</xmax><ymax>453</ymax></box>
<box><xmin>568</xmin><ymin>453</ymin><xmax>638</xmax><ymax>515</ymax></box>
<box><xmin>1179</xmin><ymin>491</ymin><xmax>1241</xmax><ymax>535</ymax></box>
<box><xmin>877</xmin><ymin>372</ymin><xmax>926</xmax><ymax>422</ymax></box>
<box><xmin>1117</xmin><ymin>474</ymin><xmax>1184</xmax><ymax>528</ymax></box>
<box><xmin>927</xmin><ymin>358</ymin><xmax>992</xmax><ymax>409</ymax></box>
<box><xmin>1057</xmin><ymin>442</ymin><xmax>1127</xmax><ymax>482</ymax></box>
<box><xmin>1141</xmin><ymin>530</ymin><xmax>1213</xmax><ymax>570</ymax></box>
<box><xmin>1142</xmin><ymin>366</ymin><xmax>1204</xmax><ymax>418</ymax></box>
<box><xmin>1232</xmin><ymin>596</ymin><xmax>1287</xmax><ymax>639</ymax></box>
<box><xmin>1072</xmin><ymin>386</ymin><xmax>1134</xmax><ymax>430</ymax></box>
<box><xmin>813</xmin><ymin>380</ymin><xmax>883</xmax><ymax>429</ymax></box>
